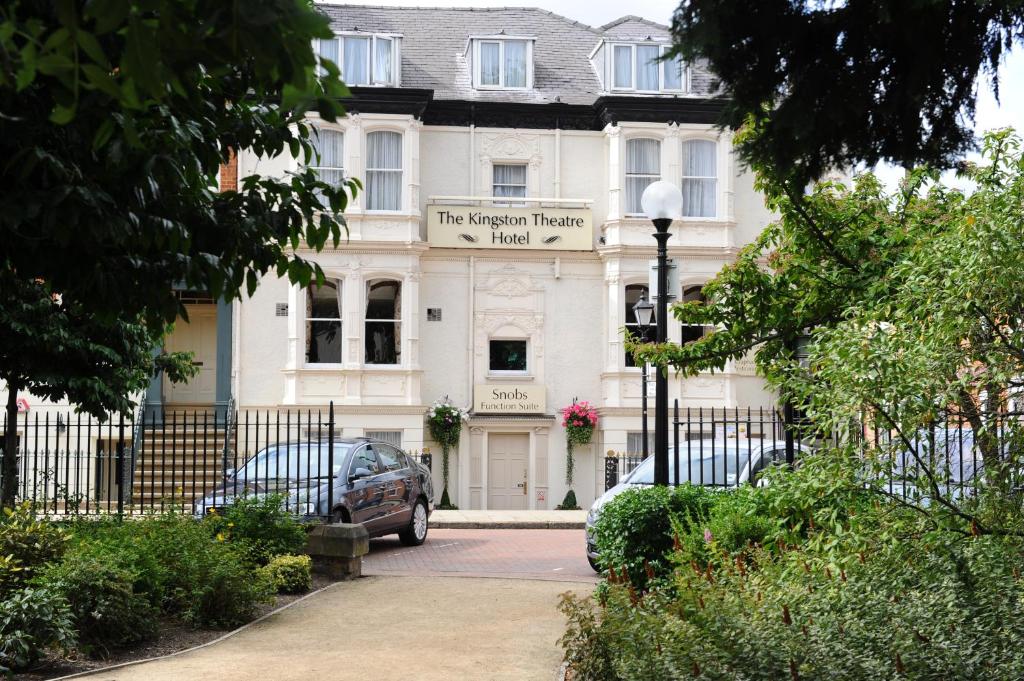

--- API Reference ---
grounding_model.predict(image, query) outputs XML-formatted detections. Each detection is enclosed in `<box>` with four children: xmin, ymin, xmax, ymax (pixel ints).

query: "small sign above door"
<box><xmin>474</xmin><ymin>384</ymin><xmax>546</xmax><ymax>414</ymax></box>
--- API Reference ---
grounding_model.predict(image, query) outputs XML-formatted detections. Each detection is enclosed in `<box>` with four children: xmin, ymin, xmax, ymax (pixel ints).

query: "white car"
<box><xmin>584</xmin><ymin>439</ymin><xmax>810</xmax><ymax>571</ymax></box>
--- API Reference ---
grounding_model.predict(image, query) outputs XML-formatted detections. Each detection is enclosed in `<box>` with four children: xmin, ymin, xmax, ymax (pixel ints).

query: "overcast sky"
<box><xmin>326</xmin><ymin>0</ymin><xmax>1024</xmax><ymax>186</ymax></box>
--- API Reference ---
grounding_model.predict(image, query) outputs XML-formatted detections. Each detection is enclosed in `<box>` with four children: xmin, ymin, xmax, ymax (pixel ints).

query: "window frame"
<box><xmin>608</xmin><ymin>42</ymin><xmax>686</xmax><ymax>94</ymax></box>
<box><xmin>623</xmin><ymin>137</ymin><xmax>662</xmax><ymax>217</ymax></box>
<box><xmin>304</xmin><ymin>278</ymin><xmax>343</xmax><ymax>366</ymax></box>
<box><xmin>488</xmin><ymin>338</ymin><xmax>529</xmax><ymax>375</ymax></box>
<box><xmin>364</xmin><ymin>277</ymin><xmax>402</xmax><ymax>366</ymax></box>
<box><xmin>680</xmin><ymin>138</ymin><xmax>718</xmax><ymax>218</ymax></box>
<box><xmin>315</xmin><ymin>33</ymin><xmax>401</xmax><ymax>87</ymax></box>
<box><xmin>491</xmin><ymin>162</ymin><xmax>528</xmax><ymax>207</ymax></box>
<box><xmin>308</xmin><ymin>126</ymin><xmax>344</xmax><ymax>208</ymax></box>
<box><xmin>365</xmin><ymin>130</ymin><xmax>404</xmax><ymax>212</ymax></box>
<box><xmin>624</xmin><ymin>283</ymin><xmax>656</xmax><ymax>368</ymax></box>
<box><xmin>680</xmin><ymin>284</ymin><xmax>712</xmax><ymax>344</ymax></box>
<box><xmin>473</xmin><ymin>38</ymin><xmax>534</xmax><ymax>91</ymax></box>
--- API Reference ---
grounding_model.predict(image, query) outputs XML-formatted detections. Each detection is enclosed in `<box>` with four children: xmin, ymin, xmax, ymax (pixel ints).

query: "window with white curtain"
<box><xmin>681</xmin><ymin>140</ymin><xmax>717</xmax><ymax>217</ymax></box>
<box><xmin>306</xmin><ymin>279</ymin><xmax>342</xmax><ymax>364</ymax></box>
<box><xmin>366</xmin><ymin>131</ymin><xmax>403</xmax><ymax>211</ymax></box>
<box><xmin>608</xmin><ymin>43</ymin><xmax>685</xmax><ymax>92</ymax></box>
<box><xmin>474</xmin><ymin>39</ymin><xmax>532</xmax><ymax>89</ymax></box>
<box><xmin>492</xmin><ymin>164</ymin><xmax>527</xmax><ymax>205</ymax></box>
<box><xmin>365</xmin><ymin>279</ymin><xmax>401</xmax><ymax>365</ymax></box>
<box><xmin>624</xmin><ymin>138</ymin><xmax>661</xmax><ymax>216</ymax></box>
<box><xmin>309</xmin><ymin>127</ymin><xmax>343</xmax><ymax>207</ymax></box>
<box><xmin>315</xmin><ymin>35</ymin><xmax>399</xmax><ymax>86</ymax></box>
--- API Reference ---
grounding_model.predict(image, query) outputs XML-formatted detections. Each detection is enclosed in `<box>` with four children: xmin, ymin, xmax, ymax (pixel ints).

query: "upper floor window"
<box><xmin>309</xmin><ymin>127</ymin><xmax>344</xmax><ymax>207</ymax></box>
<box><xmin>306</xmin><ymin>279</ymin><xmax>342</xmax><ymax>364</ymax></box>
<box><xmin>473</xmin><ymin>38</ymin><xmax>533</xmax><ymax>90</ymax></box>
<box><xmin>366</xmin><ymin>131</ymin><xmax>403</xmax><ymax>211</ymax></box>
<box><xmin>625</xmin><ymin>284</ymin><xmax>656</xmax><ymax>367</ymax></box>
<box><xmin>624</xmin><ymin>138</ymin><xmax>661</xmax><ymax>216</ymax></box>
<box><xmin>316</xmin><ymin>34</ymin><xmax>400</xmax><ymax>87</ymax></box>
<box><xmin>493</xmin><ymin>164</ymin><xmax>527</xmax><ymax>205</ymax></box>
<box><xmin>490</xmin><ymin>339</ymin><xmax>527</xmax><ymax>373</ymax></box>
<box><xmin>366</xmin><ymin>279</ymin><xmax>401</xmax><ymax>364</ymax></box>
<box><xmin>680</xmin><ymin>285</ymin><xmax>711</xmax><ymax>344</ymax></box>
<box><xmin>609</xmin><ymin>43</ymin><xmax>684</xmax><ymax>93</ymax></box>
<box><xmin>681</xmin><ymin>140</ymin><xmax>717</xmax><ymax>217</ymax></box>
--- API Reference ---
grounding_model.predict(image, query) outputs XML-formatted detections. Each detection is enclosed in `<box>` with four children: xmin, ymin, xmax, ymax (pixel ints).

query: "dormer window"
<box><xmin>316</xmin><ymin>34</ymin><xmax>401</xmax><ymax>87</ymax></box>
<box><xmin>472</xmin><ymin>37</ymin><xmax>534</xmax><ymax>90</ymax></box>
<box><xmin>605</xmin><ymin>43</ymin><xmax>684</xmax><ymax>93</ymax></box>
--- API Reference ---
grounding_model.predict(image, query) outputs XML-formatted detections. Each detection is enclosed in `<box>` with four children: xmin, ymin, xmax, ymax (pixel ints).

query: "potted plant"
<box><xmin>559</xmin><ymin>399</ymin><xmax>598</xmax><ymax>510</ymax></box>
<box><xmin>426</xmin><ymin>396</ymin><xmax>468</xmax><ymax>509</ymax></box>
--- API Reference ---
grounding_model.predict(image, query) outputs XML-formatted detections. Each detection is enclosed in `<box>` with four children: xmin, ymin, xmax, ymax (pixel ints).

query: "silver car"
<box><xmin>584</xmin><ymin>439</ymin><xmax>809</xmax><ymax>571</ymax></box>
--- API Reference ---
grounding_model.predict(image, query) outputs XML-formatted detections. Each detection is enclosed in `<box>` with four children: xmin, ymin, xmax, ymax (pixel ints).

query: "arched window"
<box><xmin>365</xmin><ymin>279</ymin><xmax>401</xmax><ymax>364</ymax></box>
<box><xmin>625</xmin><ymin>284</ymin><xmax>656</xmax><ymax>367</ymax></box>
<box><xmin>681</xmin><ymin>140</ymin><xmax>717</xmax><ymax>217</ymax></box>
<box><xmin>366</xmin><ymin>131</ymin><xmax>403</xmax><ymax>211</ymax></box>
<box><xmin>306</xmin><ymin>279</ymin><xmax>342</xmax><ymax>363</ymax></box>
<box><xmin>309</xmin><ymin>127</ymin><xmax>344</xmax><ymax>207</ymax></box>
<box><xmin>624</xmin><ymin>138</ymin><xmax>661</xmax><ymax>216</ymax></box>
<box><xmin>680</xmin><ymin>285</ymin><xmax>710</xmax><ymax>344</ymax></box>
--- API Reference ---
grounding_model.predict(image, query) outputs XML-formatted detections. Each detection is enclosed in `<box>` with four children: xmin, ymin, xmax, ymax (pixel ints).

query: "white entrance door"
<box><xmin>163</xmin><ymin>306</ymin><xmax>217</xmax><ymax>405</ymax></box>
<box><xmin>487</xmin><ymin>433</ymin><xmax>529</xmax><ymax>510</ymax></box>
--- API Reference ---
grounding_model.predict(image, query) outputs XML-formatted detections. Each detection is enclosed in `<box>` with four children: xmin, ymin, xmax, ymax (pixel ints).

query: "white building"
<box><xmin>6</xmin><ymin>6</ymin><xmax>778</xmax><ymax>511</ymax></box>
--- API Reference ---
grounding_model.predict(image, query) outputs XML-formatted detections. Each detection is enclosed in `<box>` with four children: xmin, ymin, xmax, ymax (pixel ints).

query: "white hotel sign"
<box><xmin>474</xmin><ymin>384</ymin><xmax>546</xmax><ymax>414</ymax></box>
<box><xmin>427</xmin><ymin>205</ymin><xmax>592</xmax><ymax>251</ymax></box>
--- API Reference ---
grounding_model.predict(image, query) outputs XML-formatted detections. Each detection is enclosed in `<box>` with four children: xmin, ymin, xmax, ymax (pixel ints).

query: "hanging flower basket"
<box><xmin>558</xmin><ymin>400</ymin><xmax>598</xmax><ymax>510</ymax></box>
<box><xmin>426</xmin><ymin>396</ymin><xmax>468</xmax><ymax>510</ymax></box>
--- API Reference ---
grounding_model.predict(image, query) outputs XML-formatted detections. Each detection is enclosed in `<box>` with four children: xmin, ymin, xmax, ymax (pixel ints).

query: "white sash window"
<box><xmin>681</xmin><ymin>140</ymin><xmax>717</xmax><ymax>218</ymax></box>
<box><xmin>366</xmin><ymin>131</ymin><xmax>403</xmax><ymax>211</ymax></box>
<box><xmin>625</xmin><ymin>138</ymin><xmax>661</xmax><ymax>216</ymax></box>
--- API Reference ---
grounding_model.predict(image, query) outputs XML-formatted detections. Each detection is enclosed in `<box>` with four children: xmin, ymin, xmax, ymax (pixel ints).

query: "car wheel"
<box><xmin>587</xmin><ymin>554</ymin><xmax>601</xmax><ymax>572</ymax></box>
<box><xmin>399</xmin><ymin>499</ymin><xmax>428</xmax><ymax>546</ymax></box>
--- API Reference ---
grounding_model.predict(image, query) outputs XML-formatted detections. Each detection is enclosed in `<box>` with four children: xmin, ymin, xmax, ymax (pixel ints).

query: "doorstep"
<box><xmin>429</xmin><ymin>509</ymin><xmax>586</xmax><ymax>530</ymax></box>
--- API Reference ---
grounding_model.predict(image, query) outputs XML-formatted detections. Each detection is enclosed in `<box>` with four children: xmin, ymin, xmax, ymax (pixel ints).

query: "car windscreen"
<box><xmin>625</xmin><ymin>450</ymin><xmax>744</xmax><ymax>486</ymax></box>
<box><xmin>236</xmin><ymin>443</ymin><xmax>352</xmax><ymax>481</ymax></box>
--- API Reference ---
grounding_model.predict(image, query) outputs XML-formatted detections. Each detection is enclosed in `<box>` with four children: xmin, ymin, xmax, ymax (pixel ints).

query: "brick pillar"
<box><xmin>219</xmin><ymin>149</ymin><xmax>237</xmax><ymax>192</ymax></box>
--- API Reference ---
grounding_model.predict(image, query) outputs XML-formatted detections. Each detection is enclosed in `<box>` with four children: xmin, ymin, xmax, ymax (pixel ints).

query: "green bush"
<box><xmin>677</xmin><ymin>486</ymin><xmax>776</xmax><ymax>567</ymax></box>
<box><xmin>0</xmin><ymin>503</ymin><xmax>69</xmax><ymax>596</ymax></box>
<box><xmin>593</xmin><ymin>484</ymin><xmax>718</xmax><ymax>587</ymax></box>
<box><xmin>0</xmin><ymin>586</ymin><xmax>76</xmax><ymax>674</ymax></box>
<box><xmin>38</xmin><ymin>551</ymin><xmax>158</xmax><ymax>656</ymax></box>
<box><xmin>65</xmin><ymin>514</ymin><xmax>274</xmax><ymax>629</ymax></box>
<box><xmin>203</xmin><ymin>494</ymin><xmax>308</xmax><ymax>565</ymax></box>
<box><xmin>260</xmin><ymin>554</ymin><xmax>312</xmax><ymax>594</ymax></box>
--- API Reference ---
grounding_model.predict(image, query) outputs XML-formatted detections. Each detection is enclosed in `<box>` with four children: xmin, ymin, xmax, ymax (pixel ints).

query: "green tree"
<box><xmin>670</xmin><ymin>0</ymin><xmax>1024</xmax><ymax>188</ymax></box>
<box><xmin>631</xmin><ymin>130</ymin><xmax>1024</xmax><ymax>532</ymax></box>
<box><xmin>0</xmin><ymin>1</ymin><xmax>359</xmax><ymax>507</ymax></box>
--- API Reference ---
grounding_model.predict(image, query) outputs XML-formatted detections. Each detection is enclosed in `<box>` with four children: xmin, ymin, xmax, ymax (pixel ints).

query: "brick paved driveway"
<box><xmin>364</xmin><ymin>528</ymin><xmax>599</xmax><ymax>582</ymax></box>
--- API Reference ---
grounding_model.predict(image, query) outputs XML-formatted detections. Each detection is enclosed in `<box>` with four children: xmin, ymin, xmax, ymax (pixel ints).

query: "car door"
<box><xmin>343</xmin><ymin>445</ymin><xmax>385</xmax><ymax>527</ymax></box>
<box><xmin>375</xmin><ymin>444</ymin><xmax>414</xmax><ymax>530</ymax></box>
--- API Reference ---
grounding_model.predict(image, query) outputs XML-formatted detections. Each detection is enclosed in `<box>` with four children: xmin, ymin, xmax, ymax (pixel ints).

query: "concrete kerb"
<box><xmin>429</xmin><ymin>509</ymin><xmax>587</xmax><ymax>530</ymax></box>
<box><xmin>431</xmin><ymin>519</ymin><xmax>585</xmax><ymax>529</ymax></box>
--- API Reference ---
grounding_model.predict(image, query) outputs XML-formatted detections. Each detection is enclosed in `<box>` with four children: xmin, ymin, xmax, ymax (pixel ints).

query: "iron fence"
<box><xmin>0</xmin><ymin>402</ymin><xmax>432</xmax><ymax>517</ymax></box>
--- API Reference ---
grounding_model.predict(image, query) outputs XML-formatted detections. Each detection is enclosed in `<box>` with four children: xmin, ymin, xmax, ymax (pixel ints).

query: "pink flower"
<box><xmin>704</xmin><ymin>528</ymin><xmax>713</xmax><ymax>544</ymax></box>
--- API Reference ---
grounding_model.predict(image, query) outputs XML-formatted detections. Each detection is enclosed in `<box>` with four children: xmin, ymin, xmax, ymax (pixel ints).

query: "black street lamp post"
<box><xmin>641</xmin><ymin>181</ymin><xmax>683</xmax><ymax>486</ymax></box>
<box><xmin>632</xmin><ymin>293</ymin><xmax>655</xmax><ymax>460</ymax></box>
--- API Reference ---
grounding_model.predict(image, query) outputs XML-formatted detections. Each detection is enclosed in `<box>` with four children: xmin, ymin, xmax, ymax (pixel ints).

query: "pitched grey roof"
<box><xmin>317</xmin><ymin>5</ymin><xmax>715</xmax><ymax>105</ymax></box>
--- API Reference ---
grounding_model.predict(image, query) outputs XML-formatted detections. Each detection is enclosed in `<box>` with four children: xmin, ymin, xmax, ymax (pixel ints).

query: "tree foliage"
<box><xmin>669</xmin><ymin>0</ymin><xmax>1024</xmax><ymax>187</ymax></box>
<box><xmin>631</xmin><ymin>130</ymin><xmax>1024</xmax><ymax>530</ymax></box>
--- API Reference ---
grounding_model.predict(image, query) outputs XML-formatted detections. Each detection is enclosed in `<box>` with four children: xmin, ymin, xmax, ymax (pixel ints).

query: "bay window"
<box><xmin>681</xmin><ymin>140</ymin><xmax>717</xmax><ymax>217</ymax></box>
<box><xmin>625</xmin><ymin>284</ymin><xmax>656</xmax><ymax>367</ymax></box>
<box><xmin>680</xmin><ymin>285</ymin><xmax>711</xmax><ymax>344</ymax></box>
<box><xmin>315</xmin><ymin>34</ymin><xmax>400</xmax><ymax>87</ymax></box>
<box><xmin>608</xmin><ymin>43</ymin><xmax>685</xmax><ymax>93</ymax></box>
<box><xmin>309</xmin><ymin>127</ymin><xmax>344</xmax><ymax>207</ymax></box>
<box><xmin>366</xmin><ymin>131</ymin><xmax>403</xmax><ymax>211</ymax></box>
<box><xmin>474</xmin><ymin>38</ymin><xmax>532</xmax><ymax>89</ymax></box>
<box><xmin>624</xmin><ymin>138</ymin><xmax>661</xmax><ymax>216</ymax></box>
<box><xmin>365</xmin><ymin>279</ymin><xmax>401</xmax><ymax>365</ymax></box>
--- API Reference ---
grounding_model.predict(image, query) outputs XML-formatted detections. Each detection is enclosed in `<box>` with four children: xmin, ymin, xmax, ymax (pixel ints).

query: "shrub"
<box><xmin>593</xmin><ymin>484</ymin><xmax>718</xmax><ymax>588</ymax></box>
<box><xmin>39</xmin><ymin>551</ymin><xmax>158</xmax><ymax>656</ymax></box>
<box><xmin>0</xmin><ymin>586</ymin><xmax>76</xmax><ymax>674</ymax></box>
<box><xmin>203</xmin><ymin>494</ymin><xmax>308</xmax><ymax>565</ymax></box>
<box><xmin>0</xmin><ymin>503</ymin><xmax>69</xmax><ymax>596</ymax></box>
<box><xmin>184</xmin><ymin>551</ymin><xmax>275</xmax><ymax>628</ymax></box>
<box><xmin>260</xmin><ymin>554</ymin><xmax>312</xmax><ymax>594</ymax></box>
<box><xmin>677</xmin><ymin>486</ymin><xmax>776</xmax><ymax>567</ymax></box>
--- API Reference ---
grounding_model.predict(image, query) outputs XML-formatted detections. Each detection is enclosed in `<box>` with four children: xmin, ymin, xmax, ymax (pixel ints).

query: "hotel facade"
<box><xmin>7</xmin><ymin>6</ymin><xmax>779</xmax><ymax>511</ymax></box>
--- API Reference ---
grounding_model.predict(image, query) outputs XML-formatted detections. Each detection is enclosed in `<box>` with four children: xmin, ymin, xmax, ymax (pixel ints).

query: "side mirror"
<box><xmin>349</xmin><ymin>467</ymin><xmax>373</xmax><ymax>482</ymax></box>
